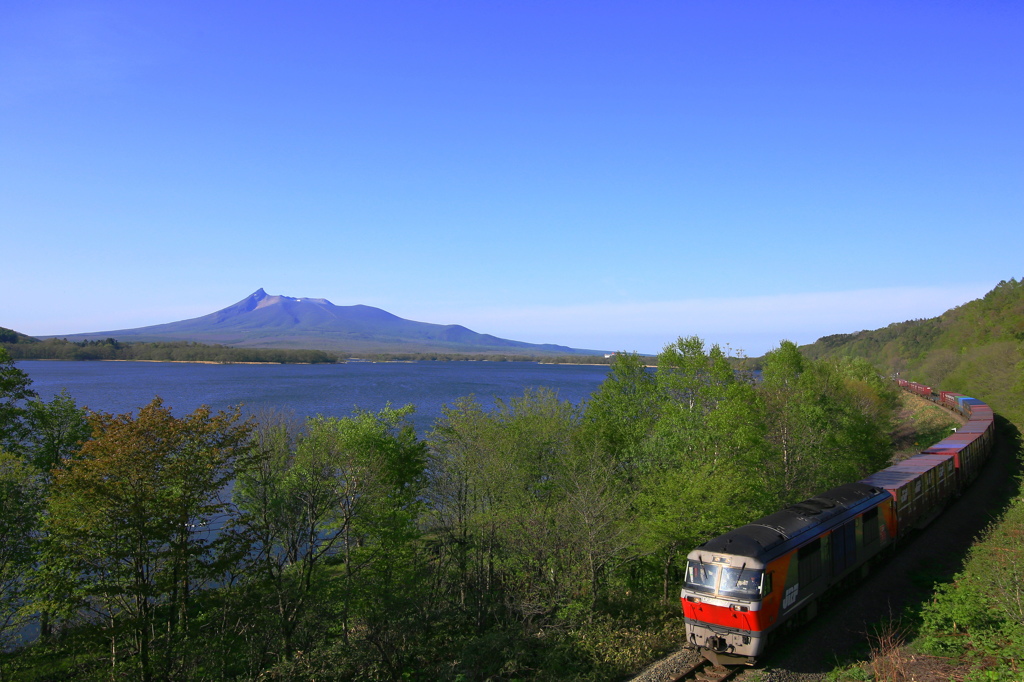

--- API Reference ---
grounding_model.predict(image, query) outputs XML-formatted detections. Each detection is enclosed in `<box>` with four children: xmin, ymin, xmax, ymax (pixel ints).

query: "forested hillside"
<box><xmin>804</xmin><ymin>279</ymin><xmax>1024</xmax><ymax>681</ymax></box>
<box><xmin>801</xmin><ymin>278</ymin><xmax>1024</xmax><ymax>425</ymax></box>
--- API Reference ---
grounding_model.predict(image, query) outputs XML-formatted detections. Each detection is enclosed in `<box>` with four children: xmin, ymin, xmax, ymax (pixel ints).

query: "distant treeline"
<box><xmin>1</xmin><ymin>336</ymin><xmax>338</xmax><ymax>364</ymax></box>
<box><xmin>350</xmin><ymin>351</ymin><xmax>614</xmax><ymax>364</ymax></box>
<box><xmin>0</xmin><ymin>329</ymin><xmax>618</xmax><ymax>365</ymax></box>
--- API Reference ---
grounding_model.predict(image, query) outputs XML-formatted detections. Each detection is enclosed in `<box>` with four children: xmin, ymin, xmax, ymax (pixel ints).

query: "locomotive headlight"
<box><xmin>731</xmin><ymin>604</ymin><xmax>749</xmax><ymax>612</ymax></box>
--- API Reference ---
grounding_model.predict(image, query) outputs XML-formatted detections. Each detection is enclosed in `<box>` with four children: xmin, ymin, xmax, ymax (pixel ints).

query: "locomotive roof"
<box><xmin>692</xmin><ymin>482</ymin><xmax>887</xmax><ymax>561</ymax></box>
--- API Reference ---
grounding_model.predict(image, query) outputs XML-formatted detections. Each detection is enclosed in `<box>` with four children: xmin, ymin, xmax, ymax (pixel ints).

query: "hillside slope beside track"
<box><xmin>633</xmin><ymin>415</ymin><xmax>1020</xmax><ymax>682</ymax></box>
<box><xmin>760</xmin><ymin>416</ymin><xmax>1019</xmax><ymax>681</ymax></box>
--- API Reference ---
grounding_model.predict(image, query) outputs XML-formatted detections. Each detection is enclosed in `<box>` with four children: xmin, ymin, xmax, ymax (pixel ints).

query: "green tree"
<box><xmin>657</xmin><ymin>336</ymin><xmax>734</xmax><ymax>411</ymax></box>
<box><xmin>427</xmin><ymin>390</ymin><xmax>586</xmax><ymax>628</ymax></box>
<box><xmin>635</xmin><ymin>458</ymin><xmax>754</xmax><ymax>602</ymax></box>
<box><xmin>580</xmin><ymin>351</ymin><xmax>659</xmax><ymax>468</ymax></box>
<box><xmin>15</xmin><ymin>390</ymin><xmax>91</xmax><ymax>643</ymax></box>
<box><xmin>424</xmin><ymin>396</ymin><xmax>496</xmax><ymax>633</ymax></box>
<box><xmin>649</xmin><ymin>336</ymin><xmax>737</xmax><ymax>468</ymax></box>
<box><xmin>23</xmin><ymin>388</ymin><xmax>91</xmax><ymax>474</ymax></box>
<box><xmin>234</xmin><ymin>405</ymin><xmax>426</xmax><ymax>663</ymax></box>
<box><xmin>0</xmin><ymin>347</ymin><xmax>36</xmax><ymax>452</ymax></box>
<box><xmin>0</xmin><ymin>450</ymin><xmax>43</xmax><ymax>654</ymax></box>
<box><xmin>41</xmin><ymin>398</ymin><xmax>252</xmax><ymax>681</ymax></box>
<box><xmin>760</xmin><ymin>341</ymin><xmax>895</xmax><ymax>503</ymax></box>
<box><xmin>551</xmin><ymin>440</ymin><xmax>640</xmax><ymax>614</ymax></box>
<box><xmin>629</xmin><ymin>337</ymin><xmax>766</xmax><ymax>601</ymax></box>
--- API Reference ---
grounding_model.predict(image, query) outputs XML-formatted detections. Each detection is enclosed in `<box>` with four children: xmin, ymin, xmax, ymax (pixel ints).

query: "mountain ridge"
<box><xmin>42</xmin><ymin>289</ymin><xmax>604</xmax><ymax>356</ymax></box>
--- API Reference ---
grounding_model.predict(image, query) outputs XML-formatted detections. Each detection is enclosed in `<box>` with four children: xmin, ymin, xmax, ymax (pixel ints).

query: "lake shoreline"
<box><xmin>15</xmin><ymin>357</ymin><xmax>616</xmax><ymax>367</ymax></box>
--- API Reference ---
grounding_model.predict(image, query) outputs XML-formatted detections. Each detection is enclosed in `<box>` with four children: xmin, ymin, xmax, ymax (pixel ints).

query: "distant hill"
<box><xmin>800</xmin><ymin>278</ymin><xmax>1024</xmax><ymax>425</ymax></box>
<box><xmin>42</xmin><ymin>289</ymin><xmax>603</xmax><ymax>356</ymax></box>
<box><xmin>0</xmin><ymin>327</ymin><xmax>38</xmax><ymax>345</ymax></box>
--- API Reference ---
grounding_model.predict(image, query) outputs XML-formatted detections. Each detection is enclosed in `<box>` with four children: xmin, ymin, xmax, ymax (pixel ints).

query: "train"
<box><xmin>680</xmin><ymin>380</ymin><xmax>996</xmax><ymax>665</ymax></box>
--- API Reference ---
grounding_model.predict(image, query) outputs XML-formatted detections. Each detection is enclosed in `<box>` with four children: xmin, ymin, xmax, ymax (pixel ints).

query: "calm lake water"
<box><xmin>16</xmin><ymin>360</ymin><xmax>612</xmax><ymax>435</ymax></box>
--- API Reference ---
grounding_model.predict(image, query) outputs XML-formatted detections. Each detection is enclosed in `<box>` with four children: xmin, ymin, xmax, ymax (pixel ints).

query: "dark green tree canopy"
<box><xmin>0</xmin><ymin>347</ymin><xmax>37</xmax><ymax>452</ymax></box>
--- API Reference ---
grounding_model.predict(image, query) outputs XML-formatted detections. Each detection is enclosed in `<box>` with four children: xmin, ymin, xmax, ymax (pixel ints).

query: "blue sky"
<box><xmin>2</xmin><ymin>1</ymin><xmax>1021</xmax><ymax>355</ymax></box>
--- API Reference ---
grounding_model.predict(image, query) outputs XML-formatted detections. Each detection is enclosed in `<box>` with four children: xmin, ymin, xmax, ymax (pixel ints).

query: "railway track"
<box><xmin>667</xmin><ymin>658</ymin><xmax>740</xmax><ymax>682</ymax></box>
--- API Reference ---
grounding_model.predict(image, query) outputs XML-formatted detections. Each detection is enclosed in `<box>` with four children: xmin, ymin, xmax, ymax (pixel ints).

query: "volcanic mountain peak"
<box><xmin>248</xmin><ymin>289</ymin><xmax>332</xmax><ymax>310</ymax></box>
<box><xmin>45</xmin><ymin>289</ymin><xmax>601</xmax><ymax>356</ymax></box>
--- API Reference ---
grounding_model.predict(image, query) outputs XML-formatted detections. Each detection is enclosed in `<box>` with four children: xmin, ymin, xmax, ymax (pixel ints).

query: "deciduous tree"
<box><xmin>580</xmin><ymin>351</ymin><xmax>658</xmax><ymax>469</ymax></box>
<box><xmin>760</xmin><ymin>341</ymin><xmax>896</xmax><ymax>503</ymax></box>
<box><xmin>0</xmin><ymin>348</ymin><xmax>36</xmax><ymax>452</ymax></box>
<box><xmin>23</xmin><ymin>389</ymin><xmax>91</xmax><ymax>474</ymax></box>
<box><xmin>0</xmin><ymin>450</ymin><xmax>43</xmax><ymax>653</ymax></box>
<box><xmin>234</xmin><ymin>405</ymin><xmax>426</xmax><ymax>662</ymax></box>
<box><xmin>42</xmin><ymin>398</ymin><xmax>251</xmax><ymax>680</ymax></box>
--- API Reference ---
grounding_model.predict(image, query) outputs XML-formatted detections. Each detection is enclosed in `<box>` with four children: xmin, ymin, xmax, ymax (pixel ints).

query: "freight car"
<box><xmin>680</xmin><ymin>384</ymin><xmax>995</xmax><ymax>665</ymax></box>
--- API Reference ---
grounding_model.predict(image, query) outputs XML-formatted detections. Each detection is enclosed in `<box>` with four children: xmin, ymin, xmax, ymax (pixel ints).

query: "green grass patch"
<box><xmin>891</xmin><ymin>392</ymin><xmax>962</xmax><ymax>460</ymax></box>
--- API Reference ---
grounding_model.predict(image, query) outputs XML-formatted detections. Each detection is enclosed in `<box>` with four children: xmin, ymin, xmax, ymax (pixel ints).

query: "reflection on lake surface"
<box><xmin>17</xmin><ymin>360</ymin><xmax>612</xmax><ymax>434</ymax></box>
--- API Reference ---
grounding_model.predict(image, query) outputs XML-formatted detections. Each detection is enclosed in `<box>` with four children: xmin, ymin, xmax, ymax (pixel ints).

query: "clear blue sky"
<box><xmin>2</xmin><ymin>1</ymin><xmax>1021</xmax><ymax>355</ymax></box>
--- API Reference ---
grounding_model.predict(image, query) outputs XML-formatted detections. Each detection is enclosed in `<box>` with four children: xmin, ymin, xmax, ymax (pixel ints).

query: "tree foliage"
<box><xmin>1</xmin><ymin>338</ymin><xmax>338</xmax><ymax>364</ymax></box>
<box><xmin>0</xmin><ymin>347</ymin><xmax>37</xmax><ymax>452</ymax></box>
<box><xmin>759</xmin><ymin>342</ymin><xmax>896</xmax><ymax>503</ymax></box>
<box><xmin>2</xmin><ymin>334</ymin><xmax>905</xmax><ymax>680</ymax></box>
<box><xmin>232</xmin><ymin>405</ymin><xmax>427</xmax><ymax>668</ymax></box>
<box><xmin>39</xmin><ymin>398</ymin><xmax>252</xmax><ymax>681</ymax></box>
<box><xmin>0</xmin><ymin>450</ymin><xmax>43</xmax><ymax>651</ymax></box>
<box><xmin>800</xmin><ymin>277</ymin><xmax>1024</xmax><ymax>425</ymax></box>
<box><xmin>22</xmin><ymin>389</ymin><xmax>91</xmax><ymax>474</ymax></box>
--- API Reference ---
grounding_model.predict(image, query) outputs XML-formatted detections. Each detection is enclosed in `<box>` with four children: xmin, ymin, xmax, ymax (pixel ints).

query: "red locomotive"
<box><xmin>681</xmin><ymin>383</ymin><xmax>995</xmax><ymax>665</ymax></box>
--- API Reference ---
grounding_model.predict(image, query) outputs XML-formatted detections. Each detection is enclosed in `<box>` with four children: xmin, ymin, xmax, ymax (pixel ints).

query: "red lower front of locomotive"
<box><xmin>682</xmin><ymin>596</ymin><xmax>774</xmax><ymax>663</ymax></box>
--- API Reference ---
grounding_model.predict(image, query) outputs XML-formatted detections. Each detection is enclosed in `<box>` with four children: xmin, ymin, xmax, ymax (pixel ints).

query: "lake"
<box><xmin>16</xmin><ymin>360</ymin><xmax>612</xmax><ymax>434</ymax></box>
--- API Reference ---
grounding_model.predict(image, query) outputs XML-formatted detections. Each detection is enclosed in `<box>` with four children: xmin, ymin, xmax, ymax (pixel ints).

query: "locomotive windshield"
<box><xmin>685</xmin><ymin>560</ymin><xmax>763</xmax><ymax>598</ymax></box>
<box><xmin>718</xmin><ymin>566</ymin><xmax>762</xmax><ymax>598</ymax></box>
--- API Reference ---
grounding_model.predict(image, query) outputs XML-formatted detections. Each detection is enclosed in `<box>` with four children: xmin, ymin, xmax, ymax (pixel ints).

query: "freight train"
<box><xmin>680</xmin><ymin>381</ymin><xmax>995</xmax><ymax>665</ymax></box>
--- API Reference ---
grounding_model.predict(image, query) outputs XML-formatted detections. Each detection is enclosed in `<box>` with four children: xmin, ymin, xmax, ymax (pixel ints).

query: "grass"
<box><xmin>890</xmin><ymin>392</ymin><xmax>962</xmax><ymax>461</ymax></box>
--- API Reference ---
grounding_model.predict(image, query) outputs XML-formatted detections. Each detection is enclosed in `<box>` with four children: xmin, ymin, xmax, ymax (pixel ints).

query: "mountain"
<box><xmin>46</xmin><ymin>289</ymin><xmax>602</xmax><ymax>356</ymax></box>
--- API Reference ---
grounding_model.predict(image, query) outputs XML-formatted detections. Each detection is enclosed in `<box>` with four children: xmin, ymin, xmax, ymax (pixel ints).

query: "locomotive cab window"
<box><xmin>718</xmin><ymin>566</ymin><xmax>764</xmax><ymax>599</ymax></box>
<box><xmin>684</xmin><ymin>560</ymin><xmax>720</xmax><ymax>594</ymax></box>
